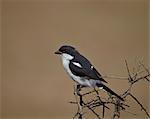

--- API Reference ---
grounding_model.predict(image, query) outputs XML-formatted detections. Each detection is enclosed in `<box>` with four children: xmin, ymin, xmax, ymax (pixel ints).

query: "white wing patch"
<box><xmin>99</xmin><ymin>87</ymin><xmax>103</xmax><ymax>90</ymax></box>
<box><xmin>72</xmin><ymin>62</ymin><xmax>82</xmax><ymax>68</ymax></box>
<box><xmin>91</xmin><ymin>65</ymin><xmax>94</xmax><ymax>69</ymax></box>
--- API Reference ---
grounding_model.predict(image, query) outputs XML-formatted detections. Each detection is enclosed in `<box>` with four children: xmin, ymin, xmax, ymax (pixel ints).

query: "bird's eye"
<box><xmin>62</xmin><ymin>49</ymin><xmax>67</xmax><ymax>53</ymax></box>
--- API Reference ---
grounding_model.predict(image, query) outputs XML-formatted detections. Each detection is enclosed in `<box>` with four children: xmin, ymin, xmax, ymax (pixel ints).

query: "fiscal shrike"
<box><xmin>55</xmin><ymin>45</ymin><xmax>124</xmax><ymax>101</ymax></box>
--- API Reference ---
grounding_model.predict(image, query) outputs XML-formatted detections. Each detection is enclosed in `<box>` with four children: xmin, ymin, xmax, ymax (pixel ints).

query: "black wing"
<box><xmin>69</xmin><ymin>62</ymin><xmax>88</xmax><ymax>77</ymax></box>
<box><xmin>92</xmin><ymin>67</ymin><xmax>107</xmax><ymax>83</ymax></box>
<box><xmin>69</xmin><ymin>54</ymin><xmax>107</xmax><ymax>83</ymax></box>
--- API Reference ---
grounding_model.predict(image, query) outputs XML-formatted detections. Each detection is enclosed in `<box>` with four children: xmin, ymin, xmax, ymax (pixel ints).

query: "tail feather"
<box><xmin>96</xmin><ymin>83</ymin><xmax>124</xmax><ymax>101</ymax></box>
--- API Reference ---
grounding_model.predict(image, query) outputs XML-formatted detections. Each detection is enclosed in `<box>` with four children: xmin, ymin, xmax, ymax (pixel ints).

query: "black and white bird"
<box><xmin>55</xmin><ymin>45</ymin><xmax>124</xmax><ymax>101</ymax></box>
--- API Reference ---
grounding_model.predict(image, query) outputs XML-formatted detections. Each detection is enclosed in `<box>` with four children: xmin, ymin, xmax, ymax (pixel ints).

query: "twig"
<box><xmin>94</xmin><ymin>88</ymin><xmax>109</xmax><ymax>118</ymax></box>
<box><xmin>102</xmin><ymin>75</ymin><xmax>128</xmax><ymax>80</ymax></box>
<box><xmin>128</xmin><ymin>93</ymin><xmax>150</xmax><ymax>118</ymax></box>
<box><xmin>138</xmin><ymin>61</ymin><xmax>150</xmax><ymax>74</ymax></box>
<box><xmin>82</xmin><ymin>101</ymin><xmax>101</xmax><ymax>119</ymax></box>
<box><xmin>73</xmin><ymin>85</ymin><xmax>83</xmax><ymax>119</ymax></box>
<box><xmin>125</xmin><ymin>60</ymin><xmax>133</xmax><ymax>82</ymax></box>
<box><xmin>131</xmin><ymin>74</ymin><xmax>150</xmax><ymax>84</ymax></box>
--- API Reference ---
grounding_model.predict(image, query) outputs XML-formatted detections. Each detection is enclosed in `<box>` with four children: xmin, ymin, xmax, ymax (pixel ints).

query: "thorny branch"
<box><xmin>69</xmin><ymin>60</ymin><xmax>150</xmax><ymax>119</ymax></box>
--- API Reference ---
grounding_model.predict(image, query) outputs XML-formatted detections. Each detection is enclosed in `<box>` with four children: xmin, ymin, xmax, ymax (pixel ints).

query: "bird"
<box><xmin>54</xmin><ymin>45</ymin><xmax>124</xmax><ymax>101</ymax></box>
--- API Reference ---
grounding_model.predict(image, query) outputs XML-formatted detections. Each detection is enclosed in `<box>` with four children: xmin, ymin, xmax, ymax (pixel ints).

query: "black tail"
<box><xmin>96</xmin><ymin>83</ymin><xmax>124</xmax><ymax>101</ymax></box>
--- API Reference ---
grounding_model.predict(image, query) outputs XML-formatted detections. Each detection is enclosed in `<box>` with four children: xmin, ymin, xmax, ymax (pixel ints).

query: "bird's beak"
<box><xmin>54</xmin><ymin>50</ymin><xmax>62</xmax><ymax>55</ymax></box>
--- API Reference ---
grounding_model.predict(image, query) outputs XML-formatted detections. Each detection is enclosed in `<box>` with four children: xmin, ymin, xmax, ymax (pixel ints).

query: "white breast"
<box><xmin>61</xmin><ymin>53</ymin><xmax>77</xmax><ymax>79</ymax></box>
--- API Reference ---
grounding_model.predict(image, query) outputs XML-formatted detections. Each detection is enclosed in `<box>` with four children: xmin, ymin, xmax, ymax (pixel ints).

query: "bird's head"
<box><xmin>55</xmin><ymin>45</ymin><xmax>77</xmax><ymax>60</ymax></box>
